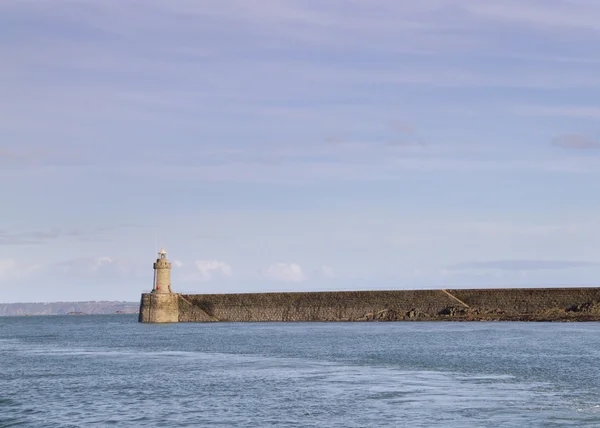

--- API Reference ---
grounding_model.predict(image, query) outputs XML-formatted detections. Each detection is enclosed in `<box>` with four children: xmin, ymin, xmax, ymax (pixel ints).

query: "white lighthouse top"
<box><xmin>158</xmin><ymin>248</ymin><xmax>167</xmax><ymax>258</ymax></box>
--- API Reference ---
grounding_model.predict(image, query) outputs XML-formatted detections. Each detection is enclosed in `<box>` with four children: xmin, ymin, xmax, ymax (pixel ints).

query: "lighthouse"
<box><xmin>152</xmin><ymin>249</ymin><xmax>172</xmax><ymax>293</ymax></box>
<box><xmin>138</xmin><ymin>249</ymin><xmax>179</xmax><ymax>323</ymax></box>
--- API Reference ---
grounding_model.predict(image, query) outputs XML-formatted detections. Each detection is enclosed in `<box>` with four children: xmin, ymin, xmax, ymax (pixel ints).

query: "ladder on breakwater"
<box><xmin>441</xmin><ymin>289</ymin><xmax>470</xmax><ymax>308</ymax></box>
<box><xmin>177</xmin><ymin>294</ymin><xmax>220</xmax><ymax>321</ymax></box>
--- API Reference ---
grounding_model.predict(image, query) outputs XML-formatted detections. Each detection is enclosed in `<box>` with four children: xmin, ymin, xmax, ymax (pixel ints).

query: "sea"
<box><xmin>1</xmin><ymin>316</ymin><xmax>600</xmax><ymax>427</ymax></box>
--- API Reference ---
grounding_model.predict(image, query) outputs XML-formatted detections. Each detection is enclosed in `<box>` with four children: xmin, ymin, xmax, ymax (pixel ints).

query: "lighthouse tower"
<box><xmin>138</xmin><ymin>248</ymin><xmax>179</xmax><ymax>323</ymax></box>
<box><xmin>152</xmin><ymin>249</ymin><xmax>172</xmax><ymax>293</ymax></box>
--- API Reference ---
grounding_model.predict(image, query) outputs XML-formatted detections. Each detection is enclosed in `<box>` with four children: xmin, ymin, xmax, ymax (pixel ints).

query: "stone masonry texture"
<box><xmin>138</xmin><ymin>293</ymin><xmax>179</xmax><ymax>323</ymax></box>
<box><xmin>139</xmin><ymin>287</ymin><xmax>600</xmax><ymax>323</ymax></box>
<box><xmin>153</xmin><ymin>258</ymin><xmax>172</xmax><ymax>294</ymax></box>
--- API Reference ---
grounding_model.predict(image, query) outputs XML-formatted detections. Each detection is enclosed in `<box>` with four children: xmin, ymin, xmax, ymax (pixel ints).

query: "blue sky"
<box><xmin>2</xmin><ymin>0</ymin><xmax>600</xmax><ymax>302</ymax></box>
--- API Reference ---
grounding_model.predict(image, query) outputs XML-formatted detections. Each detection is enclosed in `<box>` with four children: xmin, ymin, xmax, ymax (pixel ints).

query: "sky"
<box><xmin>1</xmin><ymin>0</ymin><xmax>600</xmax><ymax>303</ymax></box>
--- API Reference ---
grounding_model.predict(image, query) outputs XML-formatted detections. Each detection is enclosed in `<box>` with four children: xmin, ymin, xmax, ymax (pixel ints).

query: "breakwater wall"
<box><xmin>138</xmin><ymin>287</ymin><xmax>600</xmax><ymax>323</ymax></box>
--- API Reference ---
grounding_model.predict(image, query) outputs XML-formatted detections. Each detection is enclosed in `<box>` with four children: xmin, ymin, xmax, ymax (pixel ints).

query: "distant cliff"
<box><xmin>139</xmin><ymin>287</ymin><xmax>600</xmax><ymax>323</ymax></box>
<box><xmin>0</xmin><ymin>301</ymin><xmax>139</xmax><ymax>316</ymax></box>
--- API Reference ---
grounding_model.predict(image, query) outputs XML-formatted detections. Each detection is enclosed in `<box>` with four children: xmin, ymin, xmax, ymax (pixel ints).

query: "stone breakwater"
<box><xmin>138</xmin><ymin>287</ymin><xmax>600</xmax><ymax>323</ymax></box>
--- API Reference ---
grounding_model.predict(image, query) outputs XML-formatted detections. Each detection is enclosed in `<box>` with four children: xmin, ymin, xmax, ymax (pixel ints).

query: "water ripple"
<box><xmin>2</xmin><ymin>316</ymin><xmax>600</xmax><ymax>427</ymax></box>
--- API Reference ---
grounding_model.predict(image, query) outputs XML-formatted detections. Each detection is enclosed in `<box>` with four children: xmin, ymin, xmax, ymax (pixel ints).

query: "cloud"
<box><xmin>551</xmin><ymin>134</ymin><xmax>600</xmax><ymax>150</ymax></box>
<box><xmin>2</xmin><ymin>257</ymin><xmax>123</xmax><ymax>280</ymax></box>
<box><xmin>0</xmin><ymin>259</ymin><xmax>43</xmax><ymax>279</ymax></box>
<box><xmin>388</xmin><ymin>121</ymin><xmax>416</xmax><ymax>134</ymax></box>
<box><xmin>0</xmin><ymin>259</ymin><xmax>18</xmax><ymax>278</ymax></box>
<box><xmin>0</xmin><ymin>148</ymin><xmax>40</xmax><ymax>166</ymax></box>
<box><xmin>2</xmin><ymin>1</ymin><xmax>600</xmax><ymax>302</ymax></box>
<box><xmin>384</xmin><ymin>121</ymin><xmax>426</xmax><ymax>147</ymax></box>
<box><xmin>313</xmin><ymin>265</ymin><xmax>336</xmax><ymax>279</ymax></box>
<box><xmin>3</xmin><ymin>0</ymin><xmax>600</xmax><ymax>185</ymax></box>
<box><xmin>0</xmin><ymin>141</ymin><xmax>95</xmax><ymax>169</ymax></box>
<box><xmin>449</xmin><ymin>260</ymin><xmax>599</xmax><ymax>271</ymax></box>
<box><xmin>194</xmin><ymin>260</ymin><xmax>232</xmax><ymax>280</ymax></box>
<box><xmin>55</xmin><ymin>256</ymin><xmax>123</xmax><ymax>274</ymax></box>
<box><xmin>94</xmin><ymin>256</ymin><xmax>113</xmax><ymax>268</ymax></box>
<box><xmin>461</xmin><ymin>0</ymin><xmax>600</xmax><ymax>31</ymax></box>
<box><xmin>0</xmin><ymin>226</ymin><xmax>140</xmax><ymax>246</ymax></box>
<box><xmin>263</xmin><ymin>263</ymin><xmax>306</xmax><ymax>282</ymax></box>
<box><xmin>515</xmin><ymin>106</ymin><xmax>600</xmax><ymax>118</ymax></box>
<box><xmin>0</xmin><ymin>229</ymin><xmax>79</xmax><ymax>245</ymax></box>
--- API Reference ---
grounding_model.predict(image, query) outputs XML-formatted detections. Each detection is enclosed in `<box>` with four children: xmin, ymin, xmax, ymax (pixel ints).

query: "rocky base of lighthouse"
<box><xmin>138</xmin><ymin>293</ymin><xmax>179</xmax><ymax>323</ymax></box>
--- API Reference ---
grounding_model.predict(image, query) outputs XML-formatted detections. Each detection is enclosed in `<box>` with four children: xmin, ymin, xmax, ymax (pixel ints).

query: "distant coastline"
<box><xmin>0</xmin><ymin>301</ymin><xmax>139</xmax><ymax>316</ymax></box>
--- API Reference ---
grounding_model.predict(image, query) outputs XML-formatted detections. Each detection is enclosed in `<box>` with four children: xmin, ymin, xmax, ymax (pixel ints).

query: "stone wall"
<box><xmin>451</xmin><ymin>288</ymin><xmax>600</xmax><ymax>313</ymax></box>
<box><xmin>138</xmin><ymin>293</ymin><xmax>179</xmax><ymax>323</ymax></box>
<box><xmin>179</xmin><ymin>290</ymin><xmax>456</xmax><ymax>322</ymax></box>
<box><xmin>139</xmin><ymin>287</ymin><xmax>600</xmax><ymax>323</ymax></box>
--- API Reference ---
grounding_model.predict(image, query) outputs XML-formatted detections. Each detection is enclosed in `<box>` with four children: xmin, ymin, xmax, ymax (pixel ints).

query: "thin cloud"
<box><xmin>515</xmin><ymin>106</ymin><xmax>600</xmax><ymax>118</ymax></box>
<box><xmin>449</xmin><ymin>260</ymin><xmax>599</xmax><ymax>271</ymax></box>
<box><xmin>388</xmin><ymin>121</ymin><xmax>416</xmax><ymax>134</ymax></box>
<box><xmin>462</xmin><ymin>0</ymin><xmax>600</xmax><ymax>31</ymax></box>
<box><xmin>55</xmin><ymin>257</ymin><xmax>123</xmax><ymax>274</ymax></box>
<box><xmin>0</xmin><ymin>226</ymin><xmax>138</xmax><ymax>246</ymax></box>
<box><xmin>386</xmin><ymin>121</ymin><xmax>426</xmax><ymax>147</ymax></box>
<box><xmin>551</xmin><ymin>134</ymin><xmax>600</xmax><ymax>150</ymax></box>
<box><xmin>0</xmin><ymin>148</ymin><xmax>41</xmax><ymax>166</ymax></box>
<box><xmin>313</xmin><ymin>265</ymin><xmax>336</xmax><ymax>279</ymax></box>
<box><xmin>194</xmin><ymin>260</ymin><xmax>232</xmax><ymax>280</ymax></box>
<box><xmin>0</xmin><ymin>259</ymin><xmax>42</xmax><ymax>280</ymax></box>
<box><xmin>0</xmin><ymin>229</ymin><xmax>82</xmax><ymax>246</ymax></box>
<box><xmin>0</xmin><ymin>259</ymin><xmax>18</xmax><ymax>278</ymax></box>
<box><xmin>385</xmin><ymin>138</ymin><xmax>426</xmax><ymax>148</ymax></box>
<box><xmin>263</xmin><ymin>263</ymin><xmax>306</xmax><ymax>282</ymax></box>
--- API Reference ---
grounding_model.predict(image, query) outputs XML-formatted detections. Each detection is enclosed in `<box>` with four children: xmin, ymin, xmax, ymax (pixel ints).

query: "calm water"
<box><xmin>2</xmin><ymin>316</ymin><xmax>600</xmax><ymax>427</ymax></box>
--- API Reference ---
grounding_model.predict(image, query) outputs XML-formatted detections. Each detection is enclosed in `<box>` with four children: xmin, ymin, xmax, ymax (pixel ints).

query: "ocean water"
<box><xmin>1</xmin><ymin>317</ymin><xmax>600</xmax><ymax>427</ymax></box>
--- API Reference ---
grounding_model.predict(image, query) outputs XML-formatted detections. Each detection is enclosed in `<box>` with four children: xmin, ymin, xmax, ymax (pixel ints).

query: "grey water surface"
<box><xmin>1</xmin><ymin>315</ymin><xmax>600</xmax><ymax>427</ymax></box>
